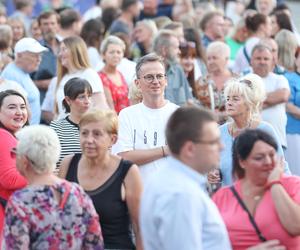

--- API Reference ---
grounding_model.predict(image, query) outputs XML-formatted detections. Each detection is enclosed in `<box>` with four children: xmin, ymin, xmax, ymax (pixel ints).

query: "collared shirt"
<box><xmin>202</xmin><ymin>34</ymin><xmax>213</xmax><ymax>48</ymax></box>
<box><xmin>140</xmin><ymin>156</ymin><xmax>232</xmax><ymax>250</ymax></box>
<box><xmin>166</xmin><ymin>62</ymin><xmax>193</xmax><ymax>106</ymax></box>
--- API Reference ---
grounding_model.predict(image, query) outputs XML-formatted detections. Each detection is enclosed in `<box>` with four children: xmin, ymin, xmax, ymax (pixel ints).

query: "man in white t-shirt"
<box><xmin>251</xmin><ymin>44</ymin><xmax>290</xmax><ymax>148</ymax></box>
<box><xmin>112</xmin><ymin>53</ymin><xmax>178</xmax><ymax>182</ymax></box>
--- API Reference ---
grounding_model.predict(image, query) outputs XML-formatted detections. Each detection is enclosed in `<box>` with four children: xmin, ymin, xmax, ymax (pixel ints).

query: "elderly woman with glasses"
<box><xmin>213</xmin><ymin>129</ymin><xmax>300</xmax><ymax>250</ymax></box>
<box><xmin>3</xmin><ymin>125</ymin><xmax>104</xmax><ymax>249</ymax></box>
<box><xmin>208</xmin><ymin>74</ymin><xmax>289</xmax><ymax>187</ymax></box>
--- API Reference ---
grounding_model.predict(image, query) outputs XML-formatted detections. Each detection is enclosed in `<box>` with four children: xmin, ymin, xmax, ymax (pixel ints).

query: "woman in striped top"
<box><xmin>50</xmin><ymin>77</ymin><xmax>92</xmax><ymax>173</ymax></box>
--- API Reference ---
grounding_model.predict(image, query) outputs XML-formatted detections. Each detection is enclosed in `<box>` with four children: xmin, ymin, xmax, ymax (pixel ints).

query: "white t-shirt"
<box><xmin>41</xmin><ymin>68</ymin><xmax>103</xmax><ymax>118</ymax></box>
<box><xmin>261</xmin><ymin>72</ymin><xmax>290</xmax><ymax>147</ymax></box>
<box><xmin>112</xmin><ymin>101</ymin><xmax>178</xmax><ymax>182</ymax></box>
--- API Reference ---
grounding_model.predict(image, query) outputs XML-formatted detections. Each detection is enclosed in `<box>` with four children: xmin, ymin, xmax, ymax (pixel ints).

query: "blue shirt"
<box><xmin>202</xmin><ymin>34</ymin><xmax>213</xmax><ymax>48</ymax></box>
<box><xmin>1</xmin><ymin>63</ymin><xmax>41</xmax><ymax>124</ymax></box>
<box><xmin>166</xmin><ymin>63</ymin><xmax>193</xmax><ymax>106</ymax></box>
<box><xmin>220</xmin><ymin>121</ymin><xmax>291</xmax><ymax>186</ymax></box>
<box><xmin>284</xmin><ymin>71</ymin><xmax>300</xmax><ymax>134</ymax></box>
<box><xmin>140</xmin><ymin>156</ymin><xmax>232</xmax><ymax>250</ymax></box>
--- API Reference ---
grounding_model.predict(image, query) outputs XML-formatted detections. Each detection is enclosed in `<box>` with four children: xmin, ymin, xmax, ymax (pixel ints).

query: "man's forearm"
<box><xmin>118</xmin><ymin>147</ymin><xmax>167</xmax><ymax>166</ymax></box>
<box><xmin>263</xmin><ymin>89</ymin><xmax>290</xmax><ymax>109</ymax></box>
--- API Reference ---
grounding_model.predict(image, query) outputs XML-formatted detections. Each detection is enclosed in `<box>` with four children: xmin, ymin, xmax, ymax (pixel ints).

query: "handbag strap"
<box><xmin>230</xmin><ymin>186</ymin><xmax>267</xmax><ymax>242</ymax></box>
<box><xmin>59</xmin><ymin>182</ymin><xmax>71</xmax><ymax>210</ymax></box>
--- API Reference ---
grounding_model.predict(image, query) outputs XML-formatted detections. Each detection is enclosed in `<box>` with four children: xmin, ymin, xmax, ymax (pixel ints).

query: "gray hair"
<box><xmin>136</xmin><ymin>19</ymin><xmax>158</xmax><ymax>36</ymax></box>
<box><xmin>251</xmin><ymin>43</ymin><xmax>272</xmax><ymax>56</ymax></box>
<box><xmin>275</xmin><ymin>29</ymin><xmax>298</xmax><ymax>71</ymax></box>
<box><xmin>0</xmin><ymin>24</ymin><xmax>12</xmax><ymax>50</ymax></box>
<box><xmin>100</xmin><ymin>35</ymin><xmax>126</xmax><ymax>54</ymax></box>
<box><xmin>135</xmin><ymin>53</ymin><xmax>165</xmax><ymax>78</ymax></box>
<box><xmin>16</xmin><ymin>125</ymin><xmax>61</xmax><ymax>174</ymax></box>
<box><xmin>207</xmin><ymin>41</ymin><xmax>230</xmax><ymax>59</ymax></box>
<box><xmin>152</xmin><ymin>29</ymin><xmax>176</xmax><ymax>54</ymax></box>
<box><xmin>224</xmin><ymin>74</ymin><xmax>266</xmax><ymax>118</ymax></box>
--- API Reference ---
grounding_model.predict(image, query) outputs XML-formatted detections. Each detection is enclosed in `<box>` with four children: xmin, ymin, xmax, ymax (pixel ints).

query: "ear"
<box><xmin>181</xmin><ymin>141</ymin><xmax>195</xmax><ymax>159</ymax></box>
<box><xmin>110</xmin><ymin>134</ymin><xmax>118</xmax><ymax>145</ymax></box>
<box><xmin>65</xmin><ymin>96</ymin><xmax>72</xmax><ymax>106</ymax></box>
<box><xmin>135</xmin><ymin>78</ymin><xmax>141</xmax><ymax>89</ymax></box>
<box><xmin>238</xmin><ymin>158</ymin><xmax>246</xmax><ymax>169</ymax></box>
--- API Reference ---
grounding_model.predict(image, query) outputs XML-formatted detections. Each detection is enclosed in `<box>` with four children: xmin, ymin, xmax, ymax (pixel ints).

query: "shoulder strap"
<box><xmin>243</xmin><ymin>46</ymin><xmax>251</xmax><ymax>64</ymax></box>
<box><xmin>59</xmin><ymin>182</ymin><xmax>71</xmax><ymax>210</ymax></box>
<box><xmin>230</xmin><ymin>186</ymin><xmax>267</xmax><ymax>242</ymax></box>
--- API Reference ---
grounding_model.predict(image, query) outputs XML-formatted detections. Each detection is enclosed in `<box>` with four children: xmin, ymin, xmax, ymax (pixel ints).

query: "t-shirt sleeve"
<box><xmin>111</xmin><ymin>109</ymin><xmax>134</xmax><ymax>154</ymax></box>
<box><xmin>277</xmin><ymin>75</ymin><xmax>290</xmax><ymax>90</ymax></box>
<box><xmin>283</xmin><ymin>177</ymin><xmax>300</xmax><ymax>204</ymax></box>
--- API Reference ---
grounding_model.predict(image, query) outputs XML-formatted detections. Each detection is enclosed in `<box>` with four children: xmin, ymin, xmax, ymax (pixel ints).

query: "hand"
<box><xmin>163</xmin><ymin>145</ymin><xmax>170</xmax><ymax>156</ymax></box>
<box><xmin>267</xmin><ymin>156</ymin><xmax>284</xmax><ymax>183</ymax></box>
<box><xmin>207</xmin><ymin>169</ymin><xmax>221</xmax><ymax>184</ymax></box>
<box><xmin>247</xmin><ymin>240</ymin><xmax>286</xmax><ymax>250</ymax></box>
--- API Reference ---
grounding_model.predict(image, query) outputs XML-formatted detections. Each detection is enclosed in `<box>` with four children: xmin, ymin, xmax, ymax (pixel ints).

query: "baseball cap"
<box><xmin>14</xmin><ymin>38</ymin><xmax>48</xmax><ymax>54</ymax></box>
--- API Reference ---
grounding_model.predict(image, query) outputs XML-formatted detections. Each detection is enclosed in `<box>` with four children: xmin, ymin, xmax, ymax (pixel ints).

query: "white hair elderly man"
<box><xmin>1</xmin><ymin>37</ymin><xmax>47</xmax><ymax>124</ymax></box>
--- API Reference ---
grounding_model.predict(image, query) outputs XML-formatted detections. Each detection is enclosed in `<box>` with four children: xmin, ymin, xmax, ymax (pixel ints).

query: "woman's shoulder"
<box><xmin>212</xmin><ymin>185</ymin><xmax>234</xmax><ymax>206</ymax></box>
<box><xmin>0</xmin><ymin>128</ymin><xmax>16</xmax><ymax>143</ymax></box>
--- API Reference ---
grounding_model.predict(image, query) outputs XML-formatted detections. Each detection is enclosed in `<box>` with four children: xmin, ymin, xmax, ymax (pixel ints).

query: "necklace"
<box><xmin>230</xmin><ymin>119</ymin><xmax>252</xmax><ymax>137</ymax></box>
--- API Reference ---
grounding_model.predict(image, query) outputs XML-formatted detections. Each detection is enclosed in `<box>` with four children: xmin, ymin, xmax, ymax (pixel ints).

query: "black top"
<box><xmin>66</xmin><ymin>154</ymin><xmax>135</xmax><ymax>249</ymax></box>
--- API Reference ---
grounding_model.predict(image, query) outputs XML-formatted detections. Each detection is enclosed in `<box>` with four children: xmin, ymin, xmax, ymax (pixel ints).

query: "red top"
<box><xmin>213</xmin><ymin>176</ymin><xmax>300</xmax><ymax>250</ymax></box>
<box><xmin>99</xmin><ymin>71</ymin><xmax>129</xmax><ymax>113</ymax></box>
<box><xmin>0</xmin><ymin>128</ymin><xmax>27</xmax><ymax>236</ymax></box>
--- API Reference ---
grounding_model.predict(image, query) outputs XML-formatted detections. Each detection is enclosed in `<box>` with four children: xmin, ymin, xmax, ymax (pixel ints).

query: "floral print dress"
<box><xmin>2</xmin><ymin>181</ymin><xmax>104</xmax><ymax>250</ymax></box>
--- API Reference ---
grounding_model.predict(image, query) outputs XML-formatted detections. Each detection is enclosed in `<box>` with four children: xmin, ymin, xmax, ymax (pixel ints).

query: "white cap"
<box><xmin>14</xmin><ymin>38</ymin><xmax>48</xmax><ymax>54</ymax></box>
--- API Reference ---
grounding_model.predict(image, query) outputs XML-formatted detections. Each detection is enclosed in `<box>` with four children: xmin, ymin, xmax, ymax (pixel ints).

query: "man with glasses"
<box><xmin>140</xmin><ymin>106</ymin><xmax>231</xmax><ymax>250</ymax></box>
<box><xmin>112</xmin><ymin>53</ymin><xmax>178</xmax><ymax>182</ymax></box>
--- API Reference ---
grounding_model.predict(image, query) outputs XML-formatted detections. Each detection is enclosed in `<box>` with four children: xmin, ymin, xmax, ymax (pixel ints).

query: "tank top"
<box><xmin>65</xmin><ymin>154</ymin><xmax>135</xmax><ymax>249</ymax></box>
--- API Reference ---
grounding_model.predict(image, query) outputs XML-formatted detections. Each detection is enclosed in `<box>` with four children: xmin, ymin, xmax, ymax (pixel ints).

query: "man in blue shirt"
<box><xmin>140</xmin><ymin>106</ymin><xmax>232</xmax><ymax>250</ymax></box>
<box><xmin>1</xmin><ymin>37</ymin><xmax>47</xmax><ymax>124</ymax></box>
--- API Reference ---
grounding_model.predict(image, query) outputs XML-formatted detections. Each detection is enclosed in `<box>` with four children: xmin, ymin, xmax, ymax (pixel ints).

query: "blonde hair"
<box><xmin>128</xmin><ymin>82</ymin><xmax>142</xmax><ymax>104</ymax></box>
<box><xmin>275</xmin><ymin>29</ymin><xmax>298</xmax><ymax>71</ymax></box>
<box><xmin>100</xmin><ymin>35</ymin><xmax>126</xmax><ymax>54</ymax></box>
<box><xmin>79</xmin><ymin>110</ymin><xmax>118</xmax><ymax>135</ymax></box>
<box><xmin>224</xmin><ymin>74</ymin><xmax>266</xmax><ymax>118</ymax></box>
<box><xmin>57</xmin><ymin>36</ymin><xmax>90</xmax><ymax>85</ymax></box>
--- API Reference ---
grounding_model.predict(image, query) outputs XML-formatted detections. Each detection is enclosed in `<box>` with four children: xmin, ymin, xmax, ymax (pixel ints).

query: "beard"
<box><xmin>43</xmin><ymin>31</ymin><xmax>56</xmax><ymax>42</ymax></box>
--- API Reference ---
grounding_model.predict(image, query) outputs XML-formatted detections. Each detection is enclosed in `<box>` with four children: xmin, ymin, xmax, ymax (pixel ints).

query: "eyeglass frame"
<box><xmin>137</xmin><ymin>73</ymin><xmax>167</xmax><ymax>84</ymax></box>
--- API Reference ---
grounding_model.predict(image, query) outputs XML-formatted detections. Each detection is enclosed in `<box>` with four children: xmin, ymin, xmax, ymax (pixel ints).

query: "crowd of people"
<box><xmin>0</xmin><ymin>0</ymin><xmax>300</xmax><ymax>249</ymax></box>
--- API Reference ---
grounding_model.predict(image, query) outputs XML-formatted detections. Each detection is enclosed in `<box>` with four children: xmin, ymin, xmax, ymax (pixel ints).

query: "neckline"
<box><xmin>66</xmin><ymin>116</ymin><xmax>79</xmax><ymax>128</ymax></box>
<box><xmin>76</xmin><ymin>156</ymin><xmax>123</xmax><ymax>195</ymax></box>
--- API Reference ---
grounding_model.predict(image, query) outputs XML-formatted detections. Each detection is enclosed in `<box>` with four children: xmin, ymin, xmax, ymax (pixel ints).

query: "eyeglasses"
<box><xmin>193</xmin><ymin>137</ymin><xmax>222</xmax><ymax>146</ymax></box>
<box><xmin>138</xmin><ymin>74</ymin><xmax>166</xmax><ymax>84</ymax></box>
<box><xmin>239</xmin><ymin>79</ymin><xmax>253</xmax><ymax>89</ymax></box>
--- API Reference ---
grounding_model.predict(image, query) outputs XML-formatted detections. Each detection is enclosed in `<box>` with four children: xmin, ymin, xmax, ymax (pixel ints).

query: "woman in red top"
<box><xmin>0</xmin><ymin>90</ymin><xmax>28</xmax><ymax>237</ymax></box>
<box><xmin>99</xmin><ymin>35</ymin><xmax>129</xmax><ymax>113</ymax></box>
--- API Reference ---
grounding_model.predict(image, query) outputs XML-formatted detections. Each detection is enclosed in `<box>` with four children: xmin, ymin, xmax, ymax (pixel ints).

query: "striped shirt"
<box><xmin>50</xmin><ymin>116</ymin><xmax>81</xmax><ymax>173</ymax></box>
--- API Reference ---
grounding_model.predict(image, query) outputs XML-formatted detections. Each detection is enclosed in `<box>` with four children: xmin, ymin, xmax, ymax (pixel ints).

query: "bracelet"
<box><xmin>265</xmin><ymin>180</ymin><xmax>282</xmax><ymax>189</ymax></box>
<box><xmin>161</xmin><ymin>146</ymin><xmax>166</xmax><ymax>157</ymax></box>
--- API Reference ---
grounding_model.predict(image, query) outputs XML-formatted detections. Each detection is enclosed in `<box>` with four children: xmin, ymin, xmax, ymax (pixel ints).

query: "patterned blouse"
<box><xmin>99</xmin><ymin>71</ymin><xmax>129</xmax><ymax>113</ymax></box>
<box><xmin>3</xmin><ymin>181</ymin><xmax>104</xmax><ymax>250</ymax></box>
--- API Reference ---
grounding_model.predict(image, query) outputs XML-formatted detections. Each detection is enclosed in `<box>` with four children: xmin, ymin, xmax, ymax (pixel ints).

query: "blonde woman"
<box><xmin>42</xmin><ymin>36</ymin><xmax>108</xmax><ymax>122</ymax></box>
<box><xmin>215</xmin><ymin>74</ymin><xmax>290</xmax><ymax>186</ymax></box>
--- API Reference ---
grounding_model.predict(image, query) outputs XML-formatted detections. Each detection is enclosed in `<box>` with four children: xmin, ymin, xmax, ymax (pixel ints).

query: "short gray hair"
<box><xmin>207</xmin><ymin>41</ymin><xmax>230</xmax><ymax>59</ymax></box>
<box><xmin>16</xmin><ymin>125</ymin><xmax>61</xmax><ymax>174</ymax></box>
<box><xmin>135</xmin><ymin>53</ymin><xmax>165</xmax><ymax>77</ymax></box>
<box><xmin>100</xmin><ymin>35</ymin><xmax>126</xmax><ymax>54</ymax></box>
<box><xmin>152</xmin><ymin>29</ymin><xmax>176</xmax><ymax>54</ymax></box>
<box><xmin>137</xmin><ymin>19</ymin><xmax>158</xmax><ymax>36</ymax></box>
